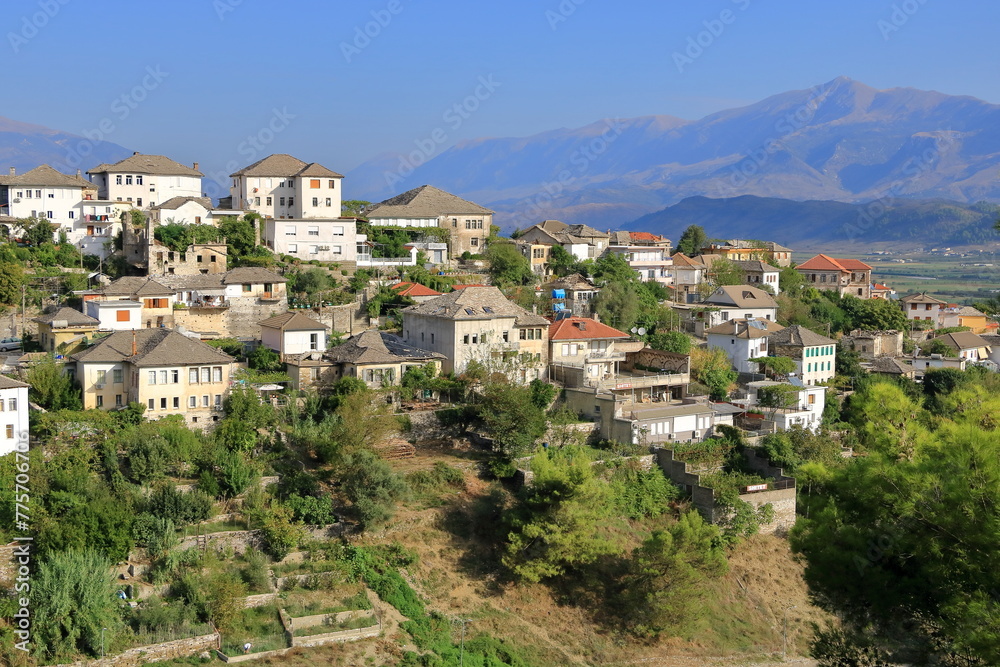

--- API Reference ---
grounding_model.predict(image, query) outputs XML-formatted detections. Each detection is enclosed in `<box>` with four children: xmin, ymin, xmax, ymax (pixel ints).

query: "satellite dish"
<box><xmin>637</xmin><ymin>327</ymin><xmax>647</xmax><ymax>336</ymax></box>
<box><xmin>630</xmin><ymin>327</ymin><xmax>638</xmax><ymax>334</ymax></box>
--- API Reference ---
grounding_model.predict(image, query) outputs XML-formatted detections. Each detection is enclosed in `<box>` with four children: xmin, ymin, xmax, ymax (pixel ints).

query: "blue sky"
<box><xmin>4</xmin><ymin>0</ymin><xmax>999</xmax><ymax>189</ymax></box>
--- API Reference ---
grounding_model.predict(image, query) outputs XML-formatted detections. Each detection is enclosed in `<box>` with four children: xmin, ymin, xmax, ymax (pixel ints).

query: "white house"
<box><xmin>605</xmin><ymin>231</ymin><xmax>672</xmax><ymax>285</ymax></box>
<box><xmin>230</xmin><ymin>154</ymin><xmax>343</xmax><ymax>220</ymax></box>
<box><xmin>705</xmin><ymin>318</ymin><xmax>786</xmax><ymax>374</ymax></box>
<box><xmin>259</xmin><ymin>312</ymin><xmax>328</xmax><ymax>358</ymax></box>
<box><xmin>86</xmin><ymin>300</ymin><xmax>143</xmax><ymax>331</ymax></box>
<box><xmin>670</xmin><ymin>253</ymin><xmax>708</xmax><ymax>302</ymax></box>
<box><xmin>0</xmin><ymin>375</ymin><xmax>30</xmax><ymax>456</ymax></box>
<box><xmin>262</xmin><ymin>217</ymin><xmax>358</xmax><ymax>263</ymax></box>
<box><xmin>88</xmin><ymin>153</ymin><xmax>203</xmax><ymax>207</ymax></box>
<box><xmin>739</xmin><ymin>380</ymin><xmax>826</xmax><ymax>433</ymax></box>
<box><xmin>899</xmin><ymin>293</ymin><xmax>948</xmax><ymax>327</ymax></box>
<box><xmin>0</xmin><ymin>164</ymin><xmax>98</xmax><ymax>244</ymax></box>
<box><xmin>935</xmin><ymin>332</ymin><xmax>992</xmax><ymax>362</ymax></box>
<box><xmin>733</xmin><ymin>260</ymin><xmax>780</xmax><ymax>293</ymax></box>
<box><xmin>150</xmin><ymin>196</ymin><xmax>216</xmax><ymax>226</ymax></box>
<box><xmin>768</xmin><ymin>325</ymin><xmax>837</xmax><ymax>386</ymax></box>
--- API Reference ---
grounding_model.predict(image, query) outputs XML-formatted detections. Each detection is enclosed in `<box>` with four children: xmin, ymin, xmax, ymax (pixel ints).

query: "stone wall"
<box><xmin>406</xmin><ymin>409</ymin><xmax>462</xmax><ymax>444</ymax></box>
<box><xmin>0</xmin><ymin>542</ymin><xmax>19</xmax><ymax>585</ymax></box>
<box><xmin>286</xmin><ymin>609</ymin><xmax>375</xmax><ymax>633</ymax></box>
<box><xmin>843</xmin><ymin>329</ymin><xmax>903</xmax><ymax>359</ymax></box>
<box><xmin>54</xmin><ymin>633</ymin><xmax>220</xmax><ymax>667</ymax></box>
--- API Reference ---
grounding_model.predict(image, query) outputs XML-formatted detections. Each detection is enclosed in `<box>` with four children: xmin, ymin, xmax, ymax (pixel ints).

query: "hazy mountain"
<box><xmin>0</xmin><ymin>116</ymin><xmax>133</xmax><ymax>176</ymax></box>
<box><xmin>624</xmin><ymin>195</ymin><xmax>1000</xmax><ymax>250</ymax></box>
<box><xmin>347</xmin><ymin>77</ymin><xmax>1000</xmax><ymax>231</ymax></box>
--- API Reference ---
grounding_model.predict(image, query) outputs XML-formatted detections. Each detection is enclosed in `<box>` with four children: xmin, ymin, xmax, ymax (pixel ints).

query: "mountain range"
<box><xmin>346</xmin><ymin>76</ymin><xmax>1000</xmax><ymax>233</ymax></box>
<box><xmin>0</xmin><ymin>117</ymin><xmax>132</xmax><ymax>177</ymax></box>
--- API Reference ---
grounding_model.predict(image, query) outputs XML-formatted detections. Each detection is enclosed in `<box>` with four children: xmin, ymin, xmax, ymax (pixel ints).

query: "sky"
<box><xmin>4</xmin><ymin>0</ymin><xmax>1000</xmax><ymax>193</ymax></box>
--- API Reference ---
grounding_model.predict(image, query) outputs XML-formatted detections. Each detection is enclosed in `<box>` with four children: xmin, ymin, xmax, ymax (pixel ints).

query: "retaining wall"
<box><xmin>53</xmin><ymin>633</ymin><xmax>219</xmax><ymax>667</ymax></box>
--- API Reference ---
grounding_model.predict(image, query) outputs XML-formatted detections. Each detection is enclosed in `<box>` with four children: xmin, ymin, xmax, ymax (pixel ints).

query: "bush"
<box><xmin>284</xmin><ymin>494</ymin><xmax>336</xmax><ymax>525</ymax></box>
<box><xmin>143</xmin><ymin>484</ymin><xmax>213</xmax><ymax>526</ymax></box>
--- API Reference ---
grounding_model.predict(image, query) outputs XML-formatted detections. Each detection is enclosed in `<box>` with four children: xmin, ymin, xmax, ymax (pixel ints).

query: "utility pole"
<box><xmin>782</xmin><ymin>605</ymin><xmax>797</xmax><ymax>660</ymax></box>
<box><xmin>101</xmin><ymin>627</ymin><xmax>108</xmax><ymax>658</ymax></box>
<box><xmin>20</xmin><ymin>284</ymin><xmax>25</xmax><ymax>338</ymax></box>
<box><xmin>454</xmin><ymin>618</ymin><xmax>472</xmax><ymax>667</ymax></box>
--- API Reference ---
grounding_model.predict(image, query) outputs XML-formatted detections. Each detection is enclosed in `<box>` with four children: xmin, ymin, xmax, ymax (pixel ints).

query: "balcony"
<box><xmin>585</xmin><ymin>351</ymin><xmax>626</xmax><ymax>362</ymax></box>
<box><xmin>85</xmin><ymin>214</ymin><xmax>114</xmax><ymax>223</ymax></box>
<box><xmin>590</xmin><ymin>370</ymin><xmax>690</xmax><ymax>391</ymax></box>
<box><xmin>259</xmin><ymin>292</ymin><xmax>282</xmax><ymax>302</ymax></box>
<box><xmin>188</xmin><ymin>300</ymin><xmax>229</xmax><ymax>310</ymax></box>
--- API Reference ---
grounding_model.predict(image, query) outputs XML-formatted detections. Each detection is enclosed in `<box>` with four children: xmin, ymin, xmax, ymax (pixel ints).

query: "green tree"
<box><xmin>647</xmin><ymin>331</ymin><xmax>691</xmax><ymax>354</ymax></box>
<box><xmin>0</xmin><ymin>260</ymin><xmax>24</xmax><ymax>305</ymax></box>
<box><xmin>341</xmin><ymin>199</ymin><xmax>371</xmax><ymax>218</ymax></box>
<box><xmin>840</xmin><ymin>295</ymin><xmax>907</xmax><ymax>331</ymax></box>
<box><xmin>779</xmin><ymin>266</ymin><xmax>805</xmax><ymax>295</ymax></box>
<box><xmin>154</xmin><ymin>223</ymin><xmax>193</xmax><ymax>252</ymax></box>
<box><xmin>676</xmin><ymin>225</ymin><xmax>708</xmax><ymax>256</ymax></box>
<box><xmin>478</xmin><ymin>382</ymin><xmax>547</xmax><ymax>460</ymax></box>
<box><xmin>340</xmin><ymin>448</ymin><xmax>408</xmax><ymax>528</ymax></box>
<box><xmin>709</xmin><ymin>257</ymin><xmax>743</xmax><ymax>286</ymax></box>
<box><xmin>25</xmin><ymin>354</ymin><xmax>82</xmax><ymax>410</ymax></box>
<box><xmin>749</xmin><ymin>355</ymin><xmax>797</xmax><ymax>379</ymax></box>
<box><xmin>19</xmin><ymin>216</ymin><xmax>55</xmax><ymax>247</ymax></box>
<box><xmin>247</xmin><ymin>345</ymin><xmax>283</xmax><ymax>372</ymax></box>
<box><xmin>485</xmin><ymin>241</ymin><xmax>535</xmax><ymax>287</ymax></box>
<box><xmin>548</xmin><ymin>244</ymin><xmax>583</xmax><ymax>277</ymax></box>
<box><xmin>31</xmin><ymin>549</ymin><xmax>125</xmax><ymax>661</ymax></box>
<box><xmin>217</xmin><ymin>215</ymin><xmax>257</xmax><ymax>258</ymax></box>
<box><xmin>591</xmin><ymin>251</ymin><xmax>638</xmax><ymax>285</ymax></box>
<box><xmin>593</xmin><ymin>281</ymin><xmax>641</xmax><ymax>332</ymax></box>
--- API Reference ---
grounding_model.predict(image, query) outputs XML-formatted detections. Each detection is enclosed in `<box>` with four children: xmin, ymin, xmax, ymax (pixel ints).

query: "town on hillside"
<box><xmin>1</xmin><ymin>153</ymin><xmax>998</xmax><ymax>665</ymax></box>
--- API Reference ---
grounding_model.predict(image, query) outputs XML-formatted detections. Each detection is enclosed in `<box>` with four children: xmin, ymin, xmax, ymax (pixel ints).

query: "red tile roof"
<box><xmin>392</xmin><ymin>282</ymin><xmax>442</xmax><ymax>298</ymax></box>
<box><xmin>629</xmin><ymin>231</ymin><xmax>665</xmax><ymax>242</ymax></box>
<box><xmin>796</xmin><ymin>254</ymin><xmax>872</xmax><ymax>272</ymax></box>
<box><xmin>873</xmin><ymin>283</ymin><xmax>892</xmax><ymax>291</ymax></box>
<box><xmin>549</xmin><ymin>317</ymin><xmax>630</xmax><ymax>341</ymax></box>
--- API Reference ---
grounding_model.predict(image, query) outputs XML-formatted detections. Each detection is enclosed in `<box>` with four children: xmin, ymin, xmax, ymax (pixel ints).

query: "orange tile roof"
<box><xmin>549</xmin><ymin>317</ymin><xmax>630</xmax><ymax>341</ymax></box>
<box><xmin>629</xmin><ymin>231</ymin><xmax>665</xmax><ymax>242</ymax></box>
<box><xmin>392</xmin><ymin>282</ymin><xmax>442</xmax><ymax>298</ymax></box>
<box><xmin>873</xmin><ymin>283</ymin><xmax>892</xmax><ymax>291</ymax></box>
<box><xmin>796</xmin><ymin>254</ymin><xmax>872</xmax><ymax>272</ymax></box>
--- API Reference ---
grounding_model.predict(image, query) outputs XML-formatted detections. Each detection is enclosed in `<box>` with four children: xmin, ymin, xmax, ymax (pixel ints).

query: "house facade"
<box><xmin>548</xmin><ymin>273</ymin><xmax>600</xmax><ymax>317</ymax></box>
<box><xmin>700</xmin><ymin>285</ymin><xmax>778</xmax><ymax>327</ymax></box>
<box><xmin>401</xmin><ymin>286</ymin><xmax>550</xmax><ymax>382</ymax></box>
<box><xmin>736</xmin><ymin>381</ymin><xmax>826</xmax><ymax>432</ymax></box>
<box><xmin>768</xmin><ymin>325</ymin><xmax>837</xmax><ymax>386</ymax></box>
<box><xmin>842</xmin><ymin>329</ymin><xmax>904</xmax><ymax>360</ymax></box>
<box><xmin>669</xmin><ymin>253</ymin><xmax>707</xmax><ymax>302</ymax></box>
<box><xmin>230</xmin><ymin>154</ymin><xmax>344</xmax><ymax>220</ymax></box>
<box><xmin>605</xmin><ymin>231</ymin><xmax>672</xmax><ymax>285</ymax></box>
<box><xmin>706</xmin><ymin>318</ymin><xmax>785</xmax><ymax>374</ymax></box>
<box><xmin>33</xmin><ymin>306</ymin><xmax>100</xmax><ymax>355</ymax></box>
<box><xmin>702</xmin><ymin>240</ymin><xmax>793</xmax><ymax>267</ymax></box>
<box><xmin>518</xmin><ymin>220</ymin><xmax>610</xmax><ymax>265</ymax></box>
<box><xmin>0</xmin><ymin>375</ymin><xmax>30</xmax><ymax>456</ymax></box>
<box><xmin>733</xmin><ymin>260</ymin><xmax>780</xmax><ymax>293</ymax></box>
<box><xmin>899</xmin><ymin>293</ymin><xmax>948</xmax><ymax>327</ymax></box>
<box><xmin>71</xmin><ymin>329</ymin><xmax>235</xmax><ymax>426</ymax></box>
<box><xmin>796</xmin><ymin>254</ymin><xmax>872</xmax><ymax>299</ymax></box>
<box><xmin>262</xmin><ymin>217</ymin><xmax>358</xmax><ymax>263</ymax></box>
<box><xmin>365</xmin><ymin>185</ymin><xmax>493</xmax><ymax>259</ymax></box>
<box><xmin>940</xmin><ymin>305</ymin><xmax>992</xmax><ymax>334</ymax></box>
<box><xmin>936</xmin><ymin>332</ymin><xmax>992</xmax><ymax>362</ymax></box>
<box><xmin>547</xmin><ymin>317</ymin><xmax>633</xmax><ymax>387</ymax></box>
<box><xmin>259</xmin><ymin>312</ymin><xmax>328</xmax><ymax>358</ymax></box>
<box><xmin>88</xmin><ymin>153</ymin><xmax>203</xmax><ymax>206</ymax></box>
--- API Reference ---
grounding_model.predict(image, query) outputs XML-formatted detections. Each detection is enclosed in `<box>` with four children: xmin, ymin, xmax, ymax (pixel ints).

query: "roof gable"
<box><xmin>88</xmin><ymin>153</ymin><xmax>202</xmax><ymax>177</ymax></box>
<box><xmin>0</xmin><ymin>164</ymin><xmax>95</xmax><ymax>188</ymax></box>
<box><xmin>366</xmin><ymin>185</ymin><xmax>493</xmax><ymax>218</ymax></box>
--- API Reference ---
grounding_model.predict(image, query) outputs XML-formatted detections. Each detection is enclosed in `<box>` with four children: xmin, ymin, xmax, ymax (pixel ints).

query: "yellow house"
<box><xmin>33</xmin><ymin>307</ymin><xmax>100</xmax><ymax>355</ymax></box>
<box><xmin>71</xmin><ymin>328</ymin><xmax>235</xmax><ymax>427</ymax></box>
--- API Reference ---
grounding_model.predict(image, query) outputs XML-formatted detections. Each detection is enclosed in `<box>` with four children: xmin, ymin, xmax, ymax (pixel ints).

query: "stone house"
<box><xmin>547</xmin><ymin>273</ymin><xmax>600</xmax><ymax>317</ymax></box>
<box><xmin>795</xmin><ymin>254</ymin><xmax>872</xmax><ymax>299</ymax></box>
<box><xmin>669</xmin><ymin>253</ymin><xmax>708</xmax><ymax>302</ymax></box>
<box><xmin>842</xmin><ymin>329</ymin><xmax>903</xmax><ymax>360</ymax></box>
<box><xmin>732</xmin><ymin>260</ymin><xmax>780</xmax><ymax>293</ymax></box>
<box><xmin>71</xmin><ymin>329</ymin><xmax>235</xmax><ymax>427</ymax></box>
<box><xmin>401</xmin><ymin>286</ymin><xmax>550</xmax><ymax>382</ymax></box>
<box><xmin>701</xmin><ymin>239</ymin><xmax>793</xmax><ymax>267</ymax></box>
<box><xmin>768</xmin><ymin>325</ymin><xmax>837</xmax><ymax>386</ymax></box>
<box><xmin>867</xmin><ymin>357</ymin><xmax>917</xmax><ymax>380</ymax></box>
<box><xmin>518</xmin><ymin>220</ymin><xmax>610</xmax><ymax>265</ymax></box>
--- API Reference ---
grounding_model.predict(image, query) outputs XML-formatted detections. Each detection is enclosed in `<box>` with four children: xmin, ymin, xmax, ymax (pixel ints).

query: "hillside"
<box><xmin>0</xmin><ymin>115</ymin><xmax>133</xmax><ymax>175</ymax></box>
<box><xmin>623</xmin><ymin>195</ymin><xmax>1000</xmax><ymax>250</ymax></box>
<box><xmin>347</xmin><ymin>77</ymin><xmax>1000</xmax><ymax>230</ymax></box>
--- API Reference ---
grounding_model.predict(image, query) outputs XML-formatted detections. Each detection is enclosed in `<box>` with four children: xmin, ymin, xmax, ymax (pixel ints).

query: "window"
<box><xmin>328</xmin><ymin>180</ymin><xmax>336</xmax><ymax>189</ymax></box>
<box><xmin>243</xmin><ymin>283</ymin><xmax>252</xmax><ymax>292</ymax></box>
<box><xmin>136</xmin><ymin>198</ymin><xmax>142</xmax><ymax>207</ymax></box>
<box><xmin>311</xmin><ymin>198</ymin><xmax>318</xmax><ymax>207</ymax></box>
<box><xmin>285</xmin><ymin>225</ymin><xmax>297</xmax><ymax>235</ymax></box>
<box><xmin>148</xmin><ymin>398</ymin><xmax>155</xmax><ymax>410</ymax></box>
<box><xmin>470</xmin><ymin>238</ymin><xmax>479</xmax><ymax>247</ymax></box>
<box><xmin>201</xmin><ymin>367</ymin><xmax>211</xmax><ymax>383</ymax></box>
<box><xmin>8</xmin><ymin>398</ymin><xmax>15</xmax><ymax>412</ymax></box>
<box><xmin>96</xmin><ymin>395</ymin><xmax>103</xmax><ymax>407</ymax></box>
<box><xmin>309</xmin><ymin>246</ymin><xmax>318</xmax><ymax>254</ymax></box>
<box><xmin>430</xmin><ymin>333</ymin><xmax>435</xmax><ymax>344</ymax></box>
<box><xmin>332</xmin><ymin>226</ymin><xmax>344</xmax><ymax>236</ymax></box>
<box><xmin>5</xmin><ymin>425</ymin><xmax>12</xmax><ymax>439</ymax></box>
<box><xmin>136</xmin><ymin>175</ymin><xmax>143</xmax><ymax>185</ymax></box>
<box><xmin>332</xmin><ymin>245</ymin><xmax>342</xmax><ymax>254</ymax></box>
<box><xmin>213</xmin><ymin>367</ymin><xmax>222</xmax><ymax>382</ymax></box>
<box><xmin>288</xmin><ymin>197</ymin><xmax>294</xmax><ymax>207</ymax></box>
<box><xmin>310</xmin><ymin>179</ymin><xmax>321</xmax><ymax>189</ymax></box>
<box><xmin>808</xmin><ymin>394</ymin><xmax>816</xmax><ymax>405</ymax></box>
<box><xmin>96</xmin><ymin>370</ymin><xmax>106</xmax><ymax>387</ymax></box>
<box><xmin>310</xmin><ymin>333</ymin><xmax>318</xmax><ymax>350</ymax></box>
<box><xmin>307</xmin><ymin>226</ymin><xmax>319</xmax><ymax>236</ymax></box>
<box><xmin>189</xmin><ymin>368</ymin><xmax>198</xmax><ymax>383</ymax></box>
<box><xmin>116</xmin><ymin>175</ymin><xmax>122</xmax><ymax>185</ymax></box>
<box><xmin>159</xmin><ymin>370</ymin><xmax>168</xmax><ymax>384</ymax></box>
<box><xmin>148</xmin><ymin>371</ymin><xmax>157</xmax><ymax>385</ymax></box>
<box><xmin>279</xmin><ymin>197</ymin><xmax>285</xmax><ymax>206</ymax></box>
<box><xmin>266</xmin><ymin>196</ymin><xmax>272</xmax><ymax>206</ymax></box>
<box><xmin>172</xmin><ymin>370</ymin><xmax>179</xmax><ymax>383</ymax></box>
<box><xmin>202</xmin><ymin>395</ymin><xmax>209</xmax><ymax>407</ymax></box>
<box><xmin>288</xmin><ymin>243</ymin><xmax>297</xmax><ymax>253</ymax></box>
<box><xmin>115</xmin><ymin>395</ymin><xmax>122</xmax><ymax>407</ymax></box>
<box><xmin>214</xmin><ymin>394</ymin><xmax>222</xmax><ymax>406</ymax></box>
<box><xmin>189</xmin><ymin>396</ymin><xmax>197</xmax><ymax>408</ymax></box>
<box><xmin>502</xmin><ymin>331</ymin><xmax>509</xmax><ymax>342</ymax></box>
<box><xmin>117</xmin><ymin>309</ymin><xmax>130</xmax><ymax>322</ymax></box>
<box><xmin>46</xmin><ymin>211</ymin><xmax>53</xmax><ymax>219</ymax></box>
<box><xmin>463</xmin><ymin>334</ymin><xmax>470</xmax><ymax>344</ymax></box>
<box><xmin>173</xmin><ymin>397</ymin><xmax>179</xmax><ymax>409</ymax></box>
<box><xmin>160</xmin><ymin>398</ymin><xmax>167</xmax><ymax>410</ymax></box>
<box><xmin>68</xmin><ymin>211</ymin><xmax>74</xmax><ymax>219</ymax></box>
<box><xmin>254</xmin><ymin>197</ymin><xmax>260</xmax><ymax>206</ymax></box>
<box><xmin>325</xmin><ymin>198</ymin><xmax>332</xmax><ymax>207</ymax></box>
<box><xmin>126</xmin><ymin>175</ymin><xmax>133</xmax><ymax>185</ymax></box>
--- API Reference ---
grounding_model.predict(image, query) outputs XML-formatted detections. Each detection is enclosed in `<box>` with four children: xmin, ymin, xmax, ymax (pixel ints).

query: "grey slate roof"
<box><xmin>258</xmin><ymin>312</ymin><xmax>328</xmax><ymax>331</ymax></box>
<box><xmin>324</xmin><ymin>330</ymin><xmax>444</xmax><ymax>365</ymax></box>
<box><xmin>549</xmin><ymin>273</ymin><xmax>597</xmax><ymax>291</ymax></box>
<box><xmin>768</xmin><ymin>325</ymin><xmax>836</xmax><ymax>347</ymax></box>
<box><xmin>103</xmin><ymin>277</ymin><xmax>175</xmax><ymax>297</ymax></box>
<box><xmin>869</xmin><ymin>357</ymin><xmax>915</xmax><ymax>375</ymax></box>
<box><xmin>0</xmin><ymin>374</ymin><xmax>29</xmax><ymax>390</ymax></box>
<box><xmin>152</xmin><ymin>196</ymin><xmax>213</xmax><ymax>211</ymax></box>
<box><xmin>229</xmin><ymin>154</ymin><xmax>343</xmax><ymax>178</ymax></box>
<box><xmin>366</xmin><ymin>185</ymin><xmax>493</xmax><ymax>218</ymax></box>
<box><xmin>937</xmin><ymin>332</ymin><xmax>990</xmax><ymax>350</ymax></box>
<box><xmin>403</xmin><ymin>286</ymin><xmax>549</xmax><ymax>325</ymax></box>
<box><xmin>0</xmin><ymin>164</ymin><xmax>95</xmax><ymax>189</ymax></box>
<box><xmin>222</xmin><ymin>267</ymin><xmax>287</xmax><ymax>285</ymax></box>
<box><xmin>33</xmin><ymin>306</ymin><xmax>99</xmax><ymax>327</ymax></box>
<box><xmin>88</xmin><ymin>154</ymin><xmax>203</xmax><ymax>177</ymax></box>
<box><xmin>705</xmin><ymin>318</ymin><xmax>785</xmax><ymax>339</ymax></box>
<box><xmin>71</xmin><ymin>329</ymin><xmax>233</xmax><ymax>368</ymax></box>
<box><xmin>899</xmin><ymin>292</ymin><xmax>947</xmax><ymax>305</ymax></box>
<box><xmin>704</xmin><ymin>285</ymin><xmax>778</xmax><ymax>310</ymax></box>
<box><xmin>733</xmin><ymin>260</ymin><xmax>779</xmax><ymax>273</ymax></box>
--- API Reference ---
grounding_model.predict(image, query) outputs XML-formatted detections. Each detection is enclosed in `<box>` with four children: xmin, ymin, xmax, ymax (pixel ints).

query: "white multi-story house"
<box><xmin>768</xmin><ymin>325</ymin><xmax>837</xmax><ymax>386</ymax></box>
<box><xmin>401</xmin><ymin>286</ymin><xmax>550</xmax><ymax>382</ymax></box>
<box><xmin>230</xmin><ymin>154</ymin><xmax>343</xmax><ymax>220</ymax></box>
<box><xmin>670</xmin><ymin>253</ymin><xmax>708</xmax><ymax>302</ymax></box>
<box><xmin>259</xmin><ymin>312</ymin><xmax>328</xmax><ymax>359</ymax></box>
<box><xmin>85</xmin><ymin>300</ymin><xmax>143</xmax><ymax>331</ymax></box>
<box><xmin>706</xmin><ymin>318</ymin><xmax>786</xmax><ymax>374</ymax></box>
<box><xmin>548</xmin><ymin>317</ymin><xmax>633</xmax><ymax>386</ymax></box>
<box><xmin>71</xmin><ymin>328</ymin><xmax>235</xmax><ymax>427</ymax></box>
<box><xmin>737</xmin><ymin>380</ymin><xmax>826</xmax><ymax>433</ymax></box>
<box><xmin>605</xmin><ymin>231</ymin><xmax>672</xmax><ymax>285</ymax></box>
<box><xmin>733</xmin><ymin>260</ymin><xmax>780</xmax><ymax>293</ymax></box>
<box><xmin>365</xmin><ymin>185</ymin><xmax>494</xmax><ymax>259</ymax></box>
<box><xmin>262</xmin><ymin>217</ymin><xmax>358</xmax><ymax>263</ymax></box>
<box><xmin>0</xmin><ymin>164</ymin><xmax>106</xmax><ymax>246</ymax></box>
<box><xmin>0</xmin><ymin>375</ymin><xmax>30</xmax><ymax>456</ymax></box>
<box><xmin>88</xmin><ymin>153</ymin><xmax>203</xmax><ymax>207</ymax></box>
<box><xmin>898</xmin><ymin>293</ymin><xmax>948</xmax><ymax>328</ymax></box>
<box><xmin>518</xmin><ymin>219</ymin><xmax>610</xmax><ymax>265</ymax></box>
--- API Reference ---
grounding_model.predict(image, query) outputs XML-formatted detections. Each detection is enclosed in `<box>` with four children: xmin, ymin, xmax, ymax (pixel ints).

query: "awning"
<box><xmin>254</xmin><ymin>384</ymin><xmax>284</xmax><ymax>391</ymax></box>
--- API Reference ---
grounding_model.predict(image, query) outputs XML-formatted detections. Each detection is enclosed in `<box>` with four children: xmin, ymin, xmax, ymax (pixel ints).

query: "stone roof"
<box><xmin>710</xmin><ymin>239</ymin><xmax>792</xmax><ymax>252</ymax></box>
<box><xmin>71</xmin><ymin>329</ymin><xmax>233</xmax><ymax>368</ymax></box>
<box><xmin>563</xmin><ymin>223</ymin><xmax>608</xmax><ymax>240</ymax></box>
<box><xmin>549</xmin><ymin>317</ymin><xmax>630</xmax><ymax>341</ymax></box>
<box><xmin>796</xmin><ymin>254</ymin><xmax>872</xmax><ymax>272</ymax></box>
<box><xmin>88</xmin><ymin>153</ymin><xmax>203</xmax><ymax>177</ymax></box>
<box><xmin>258</xmin><ymin>312</ymin><xmax>328</xmax><ymax>331</ymax></box>
<box><xmin>403</xmin><ymin>286</ymin><xmax>549</xmax><ymax>325</ymax></box>
<box><xmin>769</xmin><ymin>325</ymin><xmax>836</xmax><ymax>347</ymax></box>
<box><xmin>548</xmin><ymin>273</ymin><xmax>597</xmax><ymax>291</ymax></box>
<box><xmin>221</xmin><ymin>267</ymin><xmax>287</xmax><ymax>285</ymax></box>
<box><xmin>936</xmin><ymin>331</ymin><xmax>990</xmax><ymax>350</ymax></box>
<box><xmin>899</xmin><ymin>292</ymin><xmax>947</xmax><ymax>305</ymax></box>
<box><xmin>103</xmin><ymin>276</ymin><xmax>175</xmax><ymax>297</ymax></box>
<box><xmin>869</xmin><ymin>357</ymin><xmax>915</xmax><ymax>375</ymax></box>
<box><xmin>733</xmin><ymin>260</ymin><xmax>779</xmax><ymax>273</ymax></box>
<box><xmin>955</xmin><ymin>306</ymin><xmax>987</xmax><ymax>317</ymax></box>
<box><xmin>229</xmin><ymin>154</ymin><xmax>343</xmax><ymax>178</ymax></box>
<box><xmin>705</xmin><ymin>318</ymin><xmax>785</xmax><ymax>339</ymax></box>
<box><xmin>152</xmin><ymin>196</ymin><xmax>213</xmax><ymax>211</ymax></box>
<box><xmin>704</xmin><ymin>285</ymin><xmax>777</xmax><ymax>310</ymax></box>
<box><xmin>0</xmin><ymin>374</ymin><xmax>29</xmax><ymax>390</ymax></box>
<box><xmin>0</xmin><ymin>164</ymin><xmax>95</xmax><ymax>189</ymax></box>
<box><xmin>32</xmin><ymin>306</ymin><xmax>99</xmax><ymax>327</ymax></box>
<box><xmin>366</xmin><ymin>185</ymin><xmax>493</xmax><ymax>218</ymax></box>
<box><xmin>155</xmin><ymin>274</ymin><xmax>229</xmax><ymax>290</ymax></box>
<box><xmin>324</xmin><ymin>330</ymin><xmax>444</xmax><ymax>365</ymax></box>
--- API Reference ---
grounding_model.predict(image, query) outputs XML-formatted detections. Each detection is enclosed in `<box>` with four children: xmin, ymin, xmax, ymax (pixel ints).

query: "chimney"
<box><xmin>8</xmin><ymin>167</ymin><xmax>14</xmax><ymax>176</ymax></box>
<box><xmin>131</xmin><ymin>330</ymin><xmax>137</xmax><ymax>356</ymax></box>
<box><xmin>76</xmin><ymin>169</ymin><xmax>81</xmax><ymax>177</ymax></box>
<box><xmin>193</xmin><ymin>162</ymin><xmax>199</xmax><ymax>171</ymax></box>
